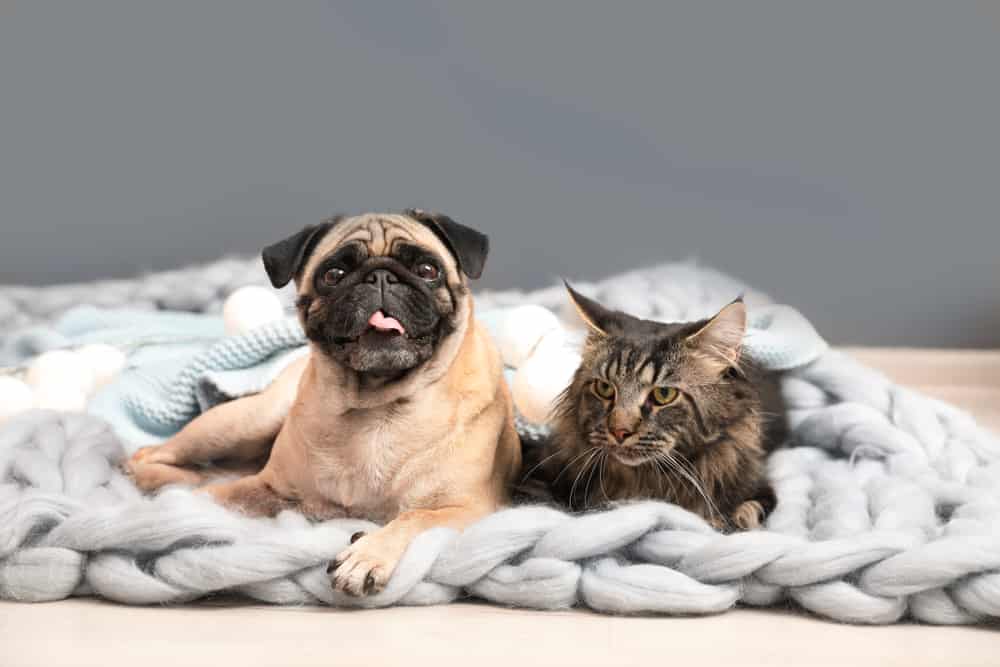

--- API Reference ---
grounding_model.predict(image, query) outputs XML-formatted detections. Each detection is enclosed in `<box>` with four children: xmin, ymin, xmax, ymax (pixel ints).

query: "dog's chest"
<box><xmin>307</xmin><ymin>407</ymin><xmax>431</xmax><ymax>520</ymax></box>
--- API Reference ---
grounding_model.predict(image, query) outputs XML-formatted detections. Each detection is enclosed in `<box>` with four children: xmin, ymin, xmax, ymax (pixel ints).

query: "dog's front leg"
<box><xmin>126</xmin><ymin>358</ymin><xmax>306</xmax><ymax>491</ymax></box>
<box><xmin>199</xmin><ymin>471</ymin><xmax>298</xmax><ymax>517</ymax></box>
<box><xmin>329</xmin><ymin>504</ymin><xmax>489</xmax><ymax>596</ymax></box>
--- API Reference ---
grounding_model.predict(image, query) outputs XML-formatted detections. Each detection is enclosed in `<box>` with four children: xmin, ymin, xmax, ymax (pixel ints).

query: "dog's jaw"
<box><xmin>304</xmin><ymin>293</ymin><xmax>472</xmax><ymax>411</ymax></box>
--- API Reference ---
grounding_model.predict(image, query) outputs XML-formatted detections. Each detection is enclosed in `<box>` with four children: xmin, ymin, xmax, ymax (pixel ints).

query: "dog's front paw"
<box><xmin>327</xmin><ymin>530</ymin><xmax>401</xmax><ymax>597</ymax></box>
<box><xmin>123</xmin><ymin>447</ymin><xmax>201</xmax><ymax>493</ymax></box>
<box><xmin>127</xmin><ymin>445</ymin><xmax>177</xmax><ymax>467</ymax></box>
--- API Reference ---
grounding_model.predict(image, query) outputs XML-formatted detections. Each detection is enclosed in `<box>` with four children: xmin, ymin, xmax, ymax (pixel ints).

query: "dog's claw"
<box><xmin>328</xmin><ymin>530</ymin><xmax>394</xmax><ymax>596</ymax></box>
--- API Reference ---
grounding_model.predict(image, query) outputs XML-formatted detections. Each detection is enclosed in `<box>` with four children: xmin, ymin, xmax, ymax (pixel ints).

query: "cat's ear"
<box><xmin>563</xmin><ymin>281</ymin><xmax>618</xmax><ymax>336</ymax></box>
<box><xmin>686</xmin><ymin>297</ymin><xmax>747</xmax><ymax>374</ymax></box>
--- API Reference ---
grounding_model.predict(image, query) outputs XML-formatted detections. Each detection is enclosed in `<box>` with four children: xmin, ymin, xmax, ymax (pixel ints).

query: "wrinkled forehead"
<box><xmin>302</xmin><ymin>213</ymin><xmax>457</xmax><ymax>285</ymax></box>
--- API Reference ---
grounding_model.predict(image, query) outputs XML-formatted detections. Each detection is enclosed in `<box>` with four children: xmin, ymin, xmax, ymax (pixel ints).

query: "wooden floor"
<box><xmin>2</xmin><ymin>347</ymin><xmax>1000</xmax><ymax>667</ymax></box>
<box><xmin>3</xmin><ymin>598</ymin><xmax>999</xmax><ymax>667</ymax></box>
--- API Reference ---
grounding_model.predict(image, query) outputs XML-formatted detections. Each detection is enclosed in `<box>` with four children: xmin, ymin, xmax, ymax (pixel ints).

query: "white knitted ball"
<box><xmin>76</xmin><ymin>343</ymin><xmax>127</xmax><ymax>389</ymax></box>
<box><xmin>26</xmin><ymin>350</ymin><xmax>97</xmax><ymax>397</ymax></box>
<box><xmin>493</xmin><ymin>305</ymin><xmax>561</xmax><ymax>368</ymax></box>
<box><xmin>223</xmin><ymin>286</ymin><xmax>285</xmax><ymax>335</ymax></box>
<box><xmin>511</xmin><ymin>329</ymin><xmax>582</xmax><ymax>423</ymax></box>
<box><xmin>33</xmin><ymin>384</ymin><xmax>88</xmax><ymax>413</ymax></box>
<box><xmin>0</xmin><ymin>376</ymin><xmax>34</xmax><ymax>423</ymax></box>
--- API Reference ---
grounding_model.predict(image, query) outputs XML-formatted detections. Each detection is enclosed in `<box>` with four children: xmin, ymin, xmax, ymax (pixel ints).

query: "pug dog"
<box><xmin>126</xmin><ymin>210</ymin><xmax>521</xmax><ymax>596</ymax></box>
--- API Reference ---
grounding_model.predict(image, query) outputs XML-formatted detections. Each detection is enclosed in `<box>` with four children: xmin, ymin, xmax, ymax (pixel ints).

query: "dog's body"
<box><xmin>127</xmin><ymin>211</ymin><xmax>520</xmax><ymax>596</ymax></box>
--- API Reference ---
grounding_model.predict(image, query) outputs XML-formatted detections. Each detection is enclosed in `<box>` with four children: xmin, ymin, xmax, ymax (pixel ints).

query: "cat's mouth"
<box><xmin>607</xmin><ymin>446</ymin><xmax>654</xmax><ymax>467</ymax></box>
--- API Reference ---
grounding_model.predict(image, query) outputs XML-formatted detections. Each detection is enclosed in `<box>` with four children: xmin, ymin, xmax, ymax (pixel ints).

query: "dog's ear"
<box><xmin>261</xmin><ymin>219</ymin><xmax>337</xmax><ymax>288</ymax></box>
<box><xmin>405</xmin><ymin>209</ymin><xmax>489</xmax><ymax>280</ymax></box>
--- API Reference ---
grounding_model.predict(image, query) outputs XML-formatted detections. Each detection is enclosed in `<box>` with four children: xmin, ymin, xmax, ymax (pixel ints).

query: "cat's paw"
<box><xmin>729</xmin><ymin>500</ymin><xmax>765</xmax><ymax>531</ymax></box>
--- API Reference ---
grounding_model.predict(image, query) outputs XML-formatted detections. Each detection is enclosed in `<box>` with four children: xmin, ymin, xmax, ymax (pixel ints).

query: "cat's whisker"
<box><xmin>570</xmin><ymin>448</ymin><xmax>602</xmax><ymax>510</ymax></box>
<box><xmin>656</xmin><ymin>451</ymin><xmax>726</xmax><ymax>528</ymax></box>
<box><xmin>656</xmin><ymin>452</ymin><xmax>704</xmax><ymax>509</ymax></box>
<box><xmin>598</xmin><ymin>451</ymin><xmax>610</xmax><ymax>502</ymax></box>
<box><xmin>582</xmin><ymin>449</ymin><xmax>605</xmax><ymax>507</ymax></box>
<box><xmin>553</xmin><ymin>446</ymin><xmax>599</xmax><ymax>485</ymax></box>
<box><xmin>652</xmin><ymin>456</ymin><xmax>678</xmax><ymax>498</ymax></box>
<box><xmin>676</xmin><ymin>465</ymin><xmax>727</xmax><ymax>529</ymax></box>
<box><xmin>518</xmin><ymin>447</ymin><xmax>568</xmax><ymax>485</ymax></box>
<box><xmin>673</xmin><ymin>451</ymin><xmax>727</xmax><ymax>520</ymax></box>
<box><xmin>671</xmin><ymin>450</ymin><xmax>717</xmax><ymax>500</ymax></box>
<box><xmin>650</xmin><ymin>456</ymin><xmax>679</xmax><ymax>499</ymax></box>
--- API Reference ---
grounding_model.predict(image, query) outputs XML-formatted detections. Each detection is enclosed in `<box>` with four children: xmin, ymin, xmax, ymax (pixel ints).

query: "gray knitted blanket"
<box><xmin>2</xmin><ymin>258</ymin><xmax>1000</xmax><ymax>625</ymax></box>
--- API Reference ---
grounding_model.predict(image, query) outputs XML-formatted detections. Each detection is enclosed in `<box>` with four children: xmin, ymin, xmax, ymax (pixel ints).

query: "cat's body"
<box><xmin>525</xmin><ymin>285</ymin><xmax>784</xmax><ymax>531</ymax></box>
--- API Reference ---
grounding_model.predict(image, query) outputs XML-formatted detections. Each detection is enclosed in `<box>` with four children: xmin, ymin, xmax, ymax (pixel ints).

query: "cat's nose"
<box><xmin>610</xmin><ymin>427</ymin><xmax>634</xmax><ymax>444</ymax></box>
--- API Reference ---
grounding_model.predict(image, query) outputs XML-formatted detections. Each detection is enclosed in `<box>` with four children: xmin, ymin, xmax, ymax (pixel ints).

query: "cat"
<box><xmin>522</xmin><ymin>283</ymin><xmax>784</xmax><ymax>531</ymax></box>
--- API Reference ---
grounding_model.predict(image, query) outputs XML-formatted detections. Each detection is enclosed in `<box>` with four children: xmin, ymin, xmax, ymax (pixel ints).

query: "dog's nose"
<box><xmin>610</xmin><ymin>427</ymin><xmax>634</xmax><ymax>444</ymax></box>
<box><xmin>365</xmin><ymin>269</ymin><xmax>399</xmax><ymax>289</ymax></box>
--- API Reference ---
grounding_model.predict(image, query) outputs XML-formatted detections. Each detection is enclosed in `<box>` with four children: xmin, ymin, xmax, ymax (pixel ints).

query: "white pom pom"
<box><xmin>511</xmin><ymin>329</ymin><xmax>582</xmax><ymax>424</ymax></box>
<box><xmin>33</xmin><ymin>384</ymin><xmax>88</xmax><ymax>413</ymax></box>
<box><xmin>76</xmin><ymin>343</ymin><xmax>127</xmax><ymax>389</ymax></box>
<box><xmin>26</xmin><ymin>350</ymin><xmax>97</xmax><ymax>397</ymax></box>
<box><xmin>223</xmin><ymin>286</ymin><xmax>285</xmax><ymax>335</ymax></box>
<box><xmin>493</xmin><ymin>305</ymin><xmax>561</xmax><ymax>368</ymax></box>
<box><xmin>0</xmin><ymin>376</ymin><xmax>34</xmax><ymax>423</ymax></box>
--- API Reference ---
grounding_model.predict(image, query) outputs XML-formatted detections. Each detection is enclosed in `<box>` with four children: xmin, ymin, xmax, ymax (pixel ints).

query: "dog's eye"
<box><xmin>322</xmin><ymin>268</ymin><xmax>346</xmax><ymax>286</ymax></box>
<box><xmin>415</xmin><ymin>262</ymin><xmax>439</xmax><ymax>281</ymax></box>
<box><xmin>649</xmin><ymin>386</ymin><xmax>679</xmax><ymax>406</ymax></box>
<box><xmin>591</xmin><ymin>379</ymin><xmax>615</xmax><ymax>400</ymax></box>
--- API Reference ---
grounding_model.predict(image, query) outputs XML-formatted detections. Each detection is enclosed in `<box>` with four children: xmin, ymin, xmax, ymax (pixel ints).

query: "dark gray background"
<box><xmin>1</xmin><ymin>1</ymin><xmax>998</xmax><ymax>346</ymax></box>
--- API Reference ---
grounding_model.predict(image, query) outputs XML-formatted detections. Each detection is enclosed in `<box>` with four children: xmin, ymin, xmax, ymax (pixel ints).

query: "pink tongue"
<box><xmin>368</xmin><ymin>310</ymin><xmax>406</xmax><ymax>335</ymax></box>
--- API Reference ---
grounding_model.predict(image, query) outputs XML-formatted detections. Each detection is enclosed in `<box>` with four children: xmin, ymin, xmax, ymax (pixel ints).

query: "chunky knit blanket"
<box><xmin>2</xmin><ymin>258</ymin><xmax>1000</xmax><ymax>625</ymax></box>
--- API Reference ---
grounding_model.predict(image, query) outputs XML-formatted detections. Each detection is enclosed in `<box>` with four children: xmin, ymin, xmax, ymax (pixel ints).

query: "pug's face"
<box><xmin>262</xmin><ymin>210</ymin><xmax>488</xmax><ymax>376</ymax></box>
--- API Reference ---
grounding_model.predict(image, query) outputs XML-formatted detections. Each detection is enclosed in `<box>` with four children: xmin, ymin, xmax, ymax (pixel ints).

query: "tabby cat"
<box><xmin>526</xmin><ymin>284</ymin><xmax>783</xmax><ymax>531</ymax></box>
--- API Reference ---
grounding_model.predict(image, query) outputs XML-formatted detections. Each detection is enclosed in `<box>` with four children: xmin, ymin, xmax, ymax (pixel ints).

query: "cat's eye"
<box><xmin>650</xmin><ymin>386</ymin><xmax>679</xmax><ymax>406</ymax></box>
<box><xmin>415</xmin><ymin>262</ymin><xmax>440</xmax><ymax>281</ymax></box>
<box><xmin>591</xmin><ymin>379</ymin><xmax>615</xmax><ymax>400</ymax></box>
<box><xmin>322</xmin><ymin>267</ymin><xmax>346</xmax><ymax>286</ymax></box>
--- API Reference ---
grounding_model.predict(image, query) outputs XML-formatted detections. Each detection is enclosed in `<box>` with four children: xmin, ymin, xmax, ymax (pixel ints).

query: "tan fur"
<box><xmin>127</xmin><ymin>213</ymin><xmax>520</xmax><ymax>596</ymax></box>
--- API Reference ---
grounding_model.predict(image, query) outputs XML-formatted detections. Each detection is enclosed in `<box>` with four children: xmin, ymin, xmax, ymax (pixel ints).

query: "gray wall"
<box><xmin>1</xmin><ymin>1</ymin><xmax>998</xmax><ymax>347</ymax></box>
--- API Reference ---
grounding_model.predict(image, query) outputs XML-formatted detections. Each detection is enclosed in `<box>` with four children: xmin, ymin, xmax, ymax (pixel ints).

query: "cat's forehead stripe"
<box><xmin>655</xmin><ymin>363</ymin><xmax>676</xmax><ymax>385</ymax></box>
<box><xmin>636</xmin><ymin>356</ymin><xmax>654</xmax><ymax>383</ymax></box>
<box><xmin>624</xmin><ymin>347</ymin><xmax>638</xmax><ymax>375</ymax></box>
<box><xmin>639</xmin><ymin>362</ymin><xmax>656</xmax><ymax>384</ymax></box>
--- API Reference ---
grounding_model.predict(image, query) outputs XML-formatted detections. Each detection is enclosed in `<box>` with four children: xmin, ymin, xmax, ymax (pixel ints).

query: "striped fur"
<box><xmin>529</xmin><ymin>286</ymin><xmax>783</xmax><ymax>531</ymax></box>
